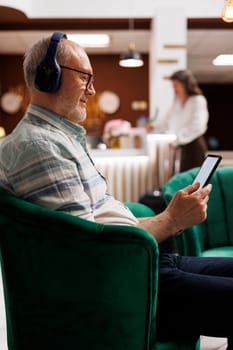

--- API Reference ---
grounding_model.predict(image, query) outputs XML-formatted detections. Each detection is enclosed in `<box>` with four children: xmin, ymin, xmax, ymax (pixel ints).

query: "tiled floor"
<box><xmin>200</xmin><ymin>336</ymin><xmax>227</xmax><ymax>350</ymax></box>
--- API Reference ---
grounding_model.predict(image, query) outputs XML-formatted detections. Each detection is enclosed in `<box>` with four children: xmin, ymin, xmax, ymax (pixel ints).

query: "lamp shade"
<box><xmin>222</xmin><ymin>0</ymin><xmax>233</xmax><ymax>22</ymax></box>
<box><xmin>119</xmin><ymin>42</ymin><xmax>144</xmax><ymax>68</ymax></box>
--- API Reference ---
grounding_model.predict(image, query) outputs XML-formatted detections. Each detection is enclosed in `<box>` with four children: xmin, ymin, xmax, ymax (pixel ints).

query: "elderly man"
<box><xmin>0</xmin><ymin>32</ymin><xmax>232</xmax><ymax>348</ymax></box>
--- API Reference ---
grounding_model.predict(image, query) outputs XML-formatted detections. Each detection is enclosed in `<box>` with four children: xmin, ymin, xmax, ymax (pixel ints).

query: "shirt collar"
<box><xmin>27</xmin><ymin>104</ymin><xmax>87</xmax><ymax>149</ymax></box>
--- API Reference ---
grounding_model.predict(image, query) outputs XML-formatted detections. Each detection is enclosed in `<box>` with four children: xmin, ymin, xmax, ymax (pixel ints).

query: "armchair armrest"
<box><xmin>124</xmin><ymin>202</ymin><xmax>155</xmax><ymax>218</ymax></box>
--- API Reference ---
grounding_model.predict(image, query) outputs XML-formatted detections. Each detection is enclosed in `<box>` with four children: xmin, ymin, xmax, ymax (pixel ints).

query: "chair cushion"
<box><xmin>201</xmin><ymin>246</ymin><xmax>233</xmax><ymax>257</ymax></box>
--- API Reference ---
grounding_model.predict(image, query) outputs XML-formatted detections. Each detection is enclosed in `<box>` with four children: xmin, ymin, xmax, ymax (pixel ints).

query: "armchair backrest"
<box><xmin>0</xmin><ymin>188</ymin><xmax>159</xmax><ymax>350</ymax></box>
<box><xmin>162</xmin><ymin>166</ymin><xmax>233</xmax><ymax>256</ymax></box>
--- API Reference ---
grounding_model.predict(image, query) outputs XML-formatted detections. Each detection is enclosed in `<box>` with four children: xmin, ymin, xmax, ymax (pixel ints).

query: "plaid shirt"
<box><xmin>0</xmin><ymin>104</ymin><xmax>137</xmax><ymax>225</ymax></box>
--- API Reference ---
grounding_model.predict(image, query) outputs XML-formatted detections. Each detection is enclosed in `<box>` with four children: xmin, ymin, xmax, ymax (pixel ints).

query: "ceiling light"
<box><xmin>68</xmin><ymin>34</ymin><xmax>110</xmax><ymax>48</ymax></box>
<box><xmin>119</xmin><ymin>18</ymin><xmax>144</xmax><ymax>68</ymax></box>
<box><xmin>119</xmin><ymin>42</ymin><xmax>144</xmax><ymax>68</ymax></box>
<box><xmin>212</xmin><ymin>54</ymin><xmax>233</xmax><ymax>65</ymax></box>
<box><xmin>221</xmin><ymin>0</ymin><xmax>233</xmax><ymax>23</ymax></box>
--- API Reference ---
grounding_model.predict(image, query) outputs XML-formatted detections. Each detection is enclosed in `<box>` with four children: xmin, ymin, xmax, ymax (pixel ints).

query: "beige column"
<box><xmin>149</xmin><ymin>6</ymin><xmax>187</xmax><ymax>124</ymax></box>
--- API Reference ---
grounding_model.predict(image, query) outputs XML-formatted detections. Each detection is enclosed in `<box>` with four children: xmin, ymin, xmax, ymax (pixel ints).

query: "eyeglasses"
<box><xmin>60</xmin><ymin>65</ymin><xmax>94</xmax><ymax>90</ymax></box>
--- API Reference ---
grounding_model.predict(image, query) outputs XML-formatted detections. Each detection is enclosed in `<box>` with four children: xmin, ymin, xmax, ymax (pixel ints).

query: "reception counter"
<box><xmin>90</xmin><ymin>133</ymin><xmax>176</xmax><ymax>202</ymax></box>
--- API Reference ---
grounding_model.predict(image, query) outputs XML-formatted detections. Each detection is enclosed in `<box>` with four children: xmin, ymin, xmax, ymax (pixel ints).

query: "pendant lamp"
<box><xmin>119</xmin><ymin>18</ymin><xmax>144</xmax><ymax>68</ymax></box>
<box><xmin>221</xmin><ymin>0</ymin><xmax>233</xmax><ymax>23</ymax></box>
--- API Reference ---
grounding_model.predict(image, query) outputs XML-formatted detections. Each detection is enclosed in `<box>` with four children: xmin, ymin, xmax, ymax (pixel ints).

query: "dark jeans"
<box><xmin>156</xmin><ymin>253</ymin><xmax>233</xmax><ymax>347</ymax></box>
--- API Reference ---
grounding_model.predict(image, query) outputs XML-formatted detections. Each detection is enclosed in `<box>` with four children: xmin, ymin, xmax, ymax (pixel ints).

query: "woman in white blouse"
<box><xmin>156</xmin><ymin>70</ymin><xmax>209</xmax><ymax>172</ymax></box>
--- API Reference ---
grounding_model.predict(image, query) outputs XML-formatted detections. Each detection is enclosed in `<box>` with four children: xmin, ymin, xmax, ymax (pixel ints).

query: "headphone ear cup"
<box><xmin>35</xmin><ymin>32</ymin><xmax>67</xmax><ymax>93</ymax></box>
<box><xmin>35</xmin><ymin>61</ymin><xmax>61</xmax><ymax>93</ymax></box>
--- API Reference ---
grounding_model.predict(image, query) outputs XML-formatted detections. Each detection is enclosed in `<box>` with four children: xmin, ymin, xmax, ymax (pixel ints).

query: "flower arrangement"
<box><xmin>103</xmin><ymin>118</ymin><xmax>131</xmax><ymax>137</ymax></box>
<box><xmin>103</xmin><ymin>119</ymin><xmax>132</xmax><ymax>148</ymax></box>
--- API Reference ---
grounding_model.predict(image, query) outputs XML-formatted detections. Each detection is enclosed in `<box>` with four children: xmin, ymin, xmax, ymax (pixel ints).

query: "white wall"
<box><xmin>0</xmin><ymin>0</ymin><xmax>226</xmax><ymax>19</ymax></box>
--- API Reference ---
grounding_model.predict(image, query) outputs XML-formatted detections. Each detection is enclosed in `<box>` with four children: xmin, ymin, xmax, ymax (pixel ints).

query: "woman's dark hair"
<box><xmin>170</xmin><ymin>69</ymin><xmax>203</xmax><ymax>96</ymax></box>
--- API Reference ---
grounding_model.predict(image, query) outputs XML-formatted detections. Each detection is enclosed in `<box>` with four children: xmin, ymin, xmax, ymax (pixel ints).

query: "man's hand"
<box><xmin>137</xmin><ymin>182</ymin><xmax>212</xmax><ymax>242</ymax></box>
<box><xmin>165</xmin><ymin>182</ymin><xmax>212</xmax><ymax>234</ymax></box>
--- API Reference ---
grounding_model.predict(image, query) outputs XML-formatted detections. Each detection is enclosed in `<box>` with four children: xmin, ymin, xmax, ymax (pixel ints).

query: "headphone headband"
<box><xmin>35</xmin><ymin>31</ymin><xmax>67</xmax><ymax>93</ymax></box>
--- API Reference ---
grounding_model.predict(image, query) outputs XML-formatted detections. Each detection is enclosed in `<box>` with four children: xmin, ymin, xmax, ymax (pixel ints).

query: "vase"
<box><xmin>109</xmin><ymin>136</ymin><xmax>121</xmax><ymax>149</ymax></box>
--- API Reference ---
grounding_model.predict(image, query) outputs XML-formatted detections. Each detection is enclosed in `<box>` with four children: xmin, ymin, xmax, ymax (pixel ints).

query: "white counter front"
<box><xmin>90</xmin><ymin>134</ymin><xmax>176</xmax><ymax>202</ymax></box>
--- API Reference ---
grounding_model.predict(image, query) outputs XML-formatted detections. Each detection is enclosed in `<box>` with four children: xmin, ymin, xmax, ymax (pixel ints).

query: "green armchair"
<box><xmin>162</xmin><ymin>166</ymin><xmax>233</xmax><ymax>257</ymax></box>
<box><xmin>0</xmin><ymin>188</ymin><xmax>199</xmax><ymax>350</ymax></box>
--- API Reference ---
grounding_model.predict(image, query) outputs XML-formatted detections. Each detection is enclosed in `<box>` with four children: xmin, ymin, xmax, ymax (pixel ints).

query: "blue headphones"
<box><xmin>35</xmin><ymin>31</ymin><xmax>67</xmax><ymax>93</ymax></box>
